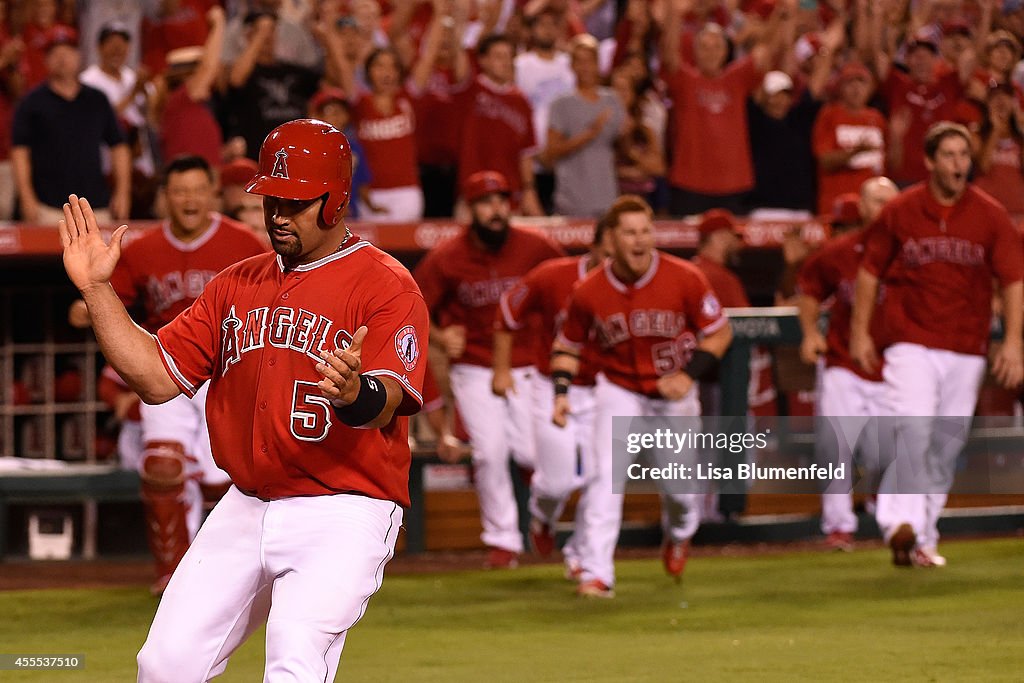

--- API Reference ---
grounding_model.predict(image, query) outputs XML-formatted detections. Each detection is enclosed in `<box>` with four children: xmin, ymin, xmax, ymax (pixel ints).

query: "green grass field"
<box><xmin>1</xmin><ymin>538</ymin><xmax>1021</xmax><ymax>682</ymax></box>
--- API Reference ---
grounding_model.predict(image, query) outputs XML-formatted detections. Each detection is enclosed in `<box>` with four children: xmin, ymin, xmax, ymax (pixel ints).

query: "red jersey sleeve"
<box><xmin>556</xmin><ymin>286</ymin><xmax>591</xmax><ymax>352</ymax></box>
<box><xmin>796</xmin><ymin>248</ymin><xmax>831</xmax><ymax>302</ymax></box>
<box><xmin>360</xmin><ymin>290</ymin><xmax>430</xmax><ymax>416</ymax></box>
<box><xmin>154</xmin><ymin>277</ymin><xmax>224</xmax><ymax>397</ymax></box>
<box><xmin>860</xmin><ymin>210</ymin><xmax>900</xmax><ymax>278</ymax></box>
<box><xmin>412</xmin><ymin>249</ymin><xmax>449</xmax><ymax>318</ymax></box>
<box><xmin>497</xmin><ymin>274</ymin><xmax>541</xmax><ymax>332</ymax></box>
<box><xmin>991</xmin><ymin>214</ymin><xmax>1024</xmax><ymax>287</ymax></box>
<box><xmin>683</xmin><ymin>267</ymin><xmax>727</xmax><ymax>336</ymax></box>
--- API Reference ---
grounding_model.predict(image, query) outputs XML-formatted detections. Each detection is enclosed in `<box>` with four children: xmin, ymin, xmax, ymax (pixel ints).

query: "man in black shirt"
<box><xmin>11</xmin><ymin>27</ymin><xmax>129</xmax><ymax>224</ymax></box>
<box><xmin>746</xmin><ymin>70</ymin><xmax>822</xmax><ymax>215</ymax></box>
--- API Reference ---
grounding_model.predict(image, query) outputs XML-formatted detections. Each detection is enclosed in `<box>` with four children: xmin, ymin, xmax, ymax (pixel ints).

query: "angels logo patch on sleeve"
<box><xmin>702</xmin><ymin>292</ymin><xmax>722</xmax><ymax>319</ymax></box>
<box><xmin>395</xmin><ymin>325</ymin><xmax>420</xmax><ymax>371</ymax></box>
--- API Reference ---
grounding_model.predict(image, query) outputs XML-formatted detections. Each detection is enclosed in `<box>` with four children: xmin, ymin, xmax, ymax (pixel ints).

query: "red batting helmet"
<box><xmin>245</xmin><ymin>119</ymin><xmax>352</xmax><ymax>226</ymax></box>
<box><xmin>462</xmin><ymin>170</ymin><xmax>511</xmax><ymax>204</ymax></box>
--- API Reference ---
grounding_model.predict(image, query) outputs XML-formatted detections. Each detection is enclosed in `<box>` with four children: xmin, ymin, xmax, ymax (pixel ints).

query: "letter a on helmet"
<box><xmin>245</xmin><ymin>119</ymin><xmax>353</xmax><ymax>226</ymax></box>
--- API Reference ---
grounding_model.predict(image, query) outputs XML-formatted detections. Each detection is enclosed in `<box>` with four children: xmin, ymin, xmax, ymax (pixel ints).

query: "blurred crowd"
<box><xmin>3</xmin><ymin>0</ymin><xmax>1024</xmax><ymax>228</ymax></box>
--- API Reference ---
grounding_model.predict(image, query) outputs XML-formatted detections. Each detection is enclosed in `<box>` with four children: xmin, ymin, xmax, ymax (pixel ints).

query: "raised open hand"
<box><xmin>58</xmin><ymin>195</ymin><xmax>129</xmax><ymax>293</ymax></box>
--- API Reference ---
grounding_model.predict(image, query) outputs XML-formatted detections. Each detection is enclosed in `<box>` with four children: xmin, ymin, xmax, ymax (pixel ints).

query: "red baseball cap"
<box><xmin>44</xmin><ymin>26</ymin><xmax>79</xmax><ymax>52</ymax></box>
<box><xmin>219</xmin><ymin>158</ymin><xmax>259</xmax><ymax>187</ymax></box>
<box><xmin>698</xmin><ymin>209</ymin><xmax>740</xmax><ymax>237</ymax></box>
<box><xmin>463</xmin><ymin>171</ymin><xmax>511</xmax><ymax>203</ymax></box>
<box><xmin>830</xmin><ymin>193</ymin><xmax>862</xmax><ymax>226</ymax></box>
<box><xmin>309</xmin><ymin>87</ymin><xmax>350</xmax><ymax>115</ymax></box>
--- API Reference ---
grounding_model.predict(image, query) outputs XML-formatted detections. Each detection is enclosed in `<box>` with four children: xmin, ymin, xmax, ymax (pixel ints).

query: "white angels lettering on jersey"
<box><xmin>220</xmin><ymin>304</ymin><xmax>339</xmax><ymax>376</ymax></box>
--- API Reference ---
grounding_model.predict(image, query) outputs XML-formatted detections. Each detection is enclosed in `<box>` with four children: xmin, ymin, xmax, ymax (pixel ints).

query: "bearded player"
<box><xmin>415</xmin><ymin>170</ymin><xmax>563</xmax><ymax>568</ymax></box>
<box><xmin>59</xmin><ymin>118</ymin><xmax>428</xmax><ymax>681</ymax></box>
<box><xmin>69</xmin><ymin>155</ymin><xmax>265</xmax><ymax>594</ymax></box>
<box><xmin>550</xmin><ymin>195</ymin><xmax>733</xmax><ymax>598</ymax></box>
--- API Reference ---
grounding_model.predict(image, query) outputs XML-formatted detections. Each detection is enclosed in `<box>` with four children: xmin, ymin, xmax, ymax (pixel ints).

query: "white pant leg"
<box><xmin>920</xmin><ymin>351</ymin><xmax>985</xmax><ymax>549</ymax></box>
<box><xmin>563</xmin><ymin>386</ymin><xmax>597</xmax><ymax>561</ymax></box>
<box><xmin>506</xmin><ymin>367</ymin><xmax>538</xmax><ymax>469</ymax></box>
<box><xmin>357</xmin><ymin>185</ymin><xmax>425</xmax><ymax>223</ymax></box>
<box><xmin>875</xmin><ymin>344</ymin><xmax>937</xmax><ymax>544</ymax></box>
<box><xmin>137</xmin><ymin>486</ymin><xmax>273</xmax><ymax>683</ymax></box>
<box><xmin>449</xmin><ymin>363</ymin><xmax>522</xmax><ymax>553</ymax></box>
<box><xmin>529</xmin><ymin>376</ymin><xmax>588</xmax><ymax>525</ymax></box>
<box><xmin>647</xmin><ymin>391</ymin><xmax>702</xmax><ymax>543</ymax></box>
<box><xmin>117</xmin><ymin>420</ymin><xmax>144</xmax><ymax>472</ymax></box>
<box><xmin>578</xmin><ymin>377</ymin><xmax>644</xmax><ymax>587</ymax></box>
<box><xmin>262</xmin><ymin>496</ymin><xmax>402</xmax><ymax>682</ymax></box>
<box><xmin>817</xmin><ymin>367</ymin><xmax>884</xmax><ymax>534</ymax></box>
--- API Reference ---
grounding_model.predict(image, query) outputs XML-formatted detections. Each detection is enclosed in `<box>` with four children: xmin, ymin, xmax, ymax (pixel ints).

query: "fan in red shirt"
<box><xmin>851</xmin><ymin>122</ymin><xmax>1024</xmax><ymax>569</ymax></box>
<box><xmin>454</xmin><ymin>34</ymin><xmax>543</xmax><ymax>215</ymax></box>
<box><xmin>661</xmin><ymin>0</ymin><xmax>792</xmax><ymax>216</ymax></box>
<box><xmin>492</xmin><ymin>216</ymin><xmax>611</xmax><ymax>580</ymax></box>
<box><xmin>812</xmin><ymin>62</ymin><xmax>888</xmax><ymax>215</ymax></box>
<box><xmin>68</xmin><ymin>155</ymin><xmax>266</xmax><ymax>595</ymax></box>
<box><xmin>873</xmin><ymin>31</ymin><xmax>970</xmax><ymax>186</ymax></box>
<box><xmin>551</xmin><ymin>195</ymin><xmax>733</xmax><ymax>598</ymax></box>
<box><xmin>797</xmin><ymin>177</ymin><xmax>898</xmax><ymax>552</ymax></box>
<box><xmin>415</xmin><ymin>170</ymin><xmax>563</xmax><ymax>568</ymax></box>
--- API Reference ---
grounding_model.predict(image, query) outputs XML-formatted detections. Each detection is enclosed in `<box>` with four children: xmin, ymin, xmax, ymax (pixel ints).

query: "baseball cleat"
<box><xmin>662</xmin><ymin>539</ymin><xmax>690</xmax><ymax>582</ymax></box>
<box><xmin>529</xmin><ymin>518</ymin><xmax>555</xmax><ymax>558</ymax></box>
<box><xmin>825</xmin><ymin>531</ymin><xmax>854</xmax><ymax>552</ymax></box>
<box><xmin>485</xmin><ymin>547</ymin><xmax>519</xmax><ymax>569</ymax></box>
<box><xmin>912</xmin><ymin>547</ymin><xmax>946</xmax><ymax>568</ymax></box>
<box><xmin>576</xmin><ymin>579</ymin><xmax>615</xmax><ymax>599</ymax></box>
<box><xmin>889</xmin><ymin>523</ymin><xmax>915</xmax><ymax>567</ymax></box>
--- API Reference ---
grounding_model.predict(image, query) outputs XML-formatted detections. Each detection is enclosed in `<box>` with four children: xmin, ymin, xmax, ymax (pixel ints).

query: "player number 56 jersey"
<box><xmin>558</xmin><ymin>251</ymin><xmax>726</xmax><ymax>397</ymax></box>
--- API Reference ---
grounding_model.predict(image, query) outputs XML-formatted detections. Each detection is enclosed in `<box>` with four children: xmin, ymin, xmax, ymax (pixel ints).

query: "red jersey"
<box><xmin>559</xmin><ymin>251</ymin><xmax>728</xmax><ymax>396</ymax></box>
<box><xmin>410</xmin><ymin>68</ymin><xmax>463</xmax><ymax>167</ymax></box>
<box><xmin>110</xmin><ymin>214</ymin><xmax>266</xmax><ymax>333</ymax></box>
<box><xmin>974</xmin><ymin>137</ymin><xmax>1024</xmax><ymax>215</ymax></box>
<box><xmin>160</xmin><ymin>86</ymin><xmax>224</xmax><ymax>169</ymax></box>
<box><xmin>692</xmin><ymin>255</ymin><xmax>750</xmax><ymax>308</ymax></box>
<box><xmin>797</xmin><ymin>229</ymin><xmax>884</xmax><ymax>382</ymax></box>
<box><xmin>663</xmin><ymin>56</ymin><xmax>763</xmax><ymax>194</ymax></box>
<box><xmin>154</xmin><ymin>238</ymin><xmax>429</xmax><ymax>505</ymax></box>
<box><xmin>353</xmin><ymin>90</ymin><xmax>420</xmax><ymax>189</ymax></box>
<box><xmin>497</xmin><ymin>255</ymin><xmax>599</xmax><ymax>384</ymax></box>
<box><xmin>455</xmin><ymin>75</ymin><xmax>537</xmax><ymax>194</ymax></box>
<box><xmin>861</xmin><ymin>184</ymin><xmax>1024</xmax><ymax>356</ymax></box>
<box><xmin>812</xmin><ymin>103</ymin><xmax>887</xmax><ymax>215</ymax></box>
<box><xmin>881</xmin><ymin>70</ymin><xmax>963</xmax><ymax>185</ymax></box>
<box><xmin>414</xmin><ymin>226</ymin><xmax>565</xmax><ymax>368</ymax></box>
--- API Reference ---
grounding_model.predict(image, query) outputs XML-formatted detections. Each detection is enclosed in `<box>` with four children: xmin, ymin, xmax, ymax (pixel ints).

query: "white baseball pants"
<box><xmin>816</xmin><ymin>366</ymin><xmax>887</xmax><ymax>535</ymax></box>
<box><xmin>137</xmin><ymin>486</ymin><xmax>402</xmax><ymax>682</ymax></box>
<box><xmin>875</xmin><ymin>343</ymin><xmax>985</xmax><ymax>548</ymax></box>
<box><xmin>449</xmin><ymin>363</ymin><xmax>537</xmax><ymax>553</ymax></box>
<box><xmin>356</xmin><ymin>185</ymin><xmax>424</xmax><ymax>223</ymax></box>
<box><xmin>579</xmin><ymin>375</ymin><xmax>702</xmax><ymax>588</ymax></box>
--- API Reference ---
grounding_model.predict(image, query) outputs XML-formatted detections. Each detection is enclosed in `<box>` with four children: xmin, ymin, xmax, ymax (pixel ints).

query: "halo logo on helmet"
<box><xmin>245</xmin><ymin>119</ymin><xmax>353</xmax><ymax>226</ymax></box>
<box><xmin>271</xmin><ymin>150</ymin><xmax>289</xmax><ymax>179</ymax></box>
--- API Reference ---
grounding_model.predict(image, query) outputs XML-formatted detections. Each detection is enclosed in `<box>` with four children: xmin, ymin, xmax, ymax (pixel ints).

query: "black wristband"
<box><xmin>333</xmin><ymin>374</ymin><xmax>389</xmax><ymax>427</ymax></box>
<box><xmin>552</xmin><ymin>369</ymin><xmax>573</xmax><ymax>396</ymax></box>
<box><xmin>683</xmin><ymin>350</ymin><xmax>720</xmax><ymax>382</ymax></box>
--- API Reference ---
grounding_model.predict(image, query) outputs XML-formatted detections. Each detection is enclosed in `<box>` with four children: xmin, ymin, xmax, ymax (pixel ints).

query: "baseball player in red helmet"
<box><xmin>58</xmin><ymin>118</ymin><xmax>428</xmax><ymax>681</ymax></box>
<box><xmin>551</xmin><ymin>195</ymin><xmax>734</xmax><ymax>598</ymax></box>
<box><xmin>415</xmin><ymin>170</ymin><xmax>564</xmax><ymax>568</ymax></box>
<box><xmin>851</xmin><ymin>122</ymin><xmax>1024</xmax><ymax>567</ymax></box>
